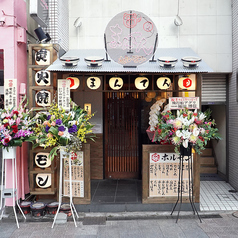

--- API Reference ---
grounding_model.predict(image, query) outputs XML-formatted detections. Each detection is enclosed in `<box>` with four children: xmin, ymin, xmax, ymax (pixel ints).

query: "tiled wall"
<box><xmin>68</xmin><ymin>0</ymin><xmax>232</xmax><ymax>73</ymax></box>
<box><xmin>229</xmin><ymin>0</ymin><xmax>238</xmax><ymax>191</ymax></box>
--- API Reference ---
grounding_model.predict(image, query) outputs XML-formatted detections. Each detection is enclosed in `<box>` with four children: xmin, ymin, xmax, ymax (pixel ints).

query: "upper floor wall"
<box><xmin>68</xmin><ymin>0</ymin><xmax>232</xmax><ymax>73</ymax></box>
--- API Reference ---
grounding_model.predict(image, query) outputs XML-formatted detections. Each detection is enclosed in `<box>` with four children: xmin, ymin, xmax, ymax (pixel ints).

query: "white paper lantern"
<box><xmin>157</xmin><ymin>77</ymin><xmax>171</xmax><ymax>89</ymax></box>
<box><xmin>66</xmin><ymin>77</ymin><xmax>80</xmax><ymax>89</ymax></box>
<box><xmin>135</xmin><ymin>77</ymin><xmax>149</xmax><ymax>90</ymax></box>
<box><xmin>109</xmin><ymin>77</ymin><xmax>123</xmax><ymax>90</ymax></box>
<box><xmin>178</xmin><ymin>77</ymin><xmax>193</xmax><ymax>89</ymax></box>
<box><xmin>87</xmin><ymin>76</ymin><xmax>101</xmax><ymax>90</ymax></box>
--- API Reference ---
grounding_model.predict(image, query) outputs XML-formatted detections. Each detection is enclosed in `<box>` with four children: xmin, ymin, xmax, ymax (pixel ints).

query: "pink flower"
<box><xmin>51</xmin><ymin>121</ymin><xmax>56</xmax><ymax>126</ymax></box>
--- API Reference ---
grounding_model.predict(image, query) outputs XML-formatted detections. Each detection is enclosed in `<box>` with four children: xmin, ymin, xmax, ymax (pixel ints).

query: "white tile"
<box><xmin>197</xmin><ymin>35</ymin><xmax>217</xmax><ymax>54</ymax></box>
<box><xmin>69</xmin><ymin>0</ymin><xmax>85</xmax><ymax>18</ymax></box>
<box><xmin>216</xmin><ymin>35</ymin><xmax>232</xmax><ymax>54</ymax></box>
<box><xmin>197</xmin><ymin>0</ymin><xmax>216</xmax><ymax>16</ymax></box>
<box><xmin>217</xmin><ymin>16</ymin><xmax>232</xmax><ymax>35</ymax></box>
<box><xmin>179</xmin><ymin>36</ymin><xmax>197</xmax><ymax>52</ymax></box>
<box><xmin>158</xmin><ymin>36</ymin><xmax>178</xmax><ymax>48</ymax></box>
<box><xmin>180</xmin><ymin>0</ymin><xmax>198</xmax><ymax>16</ymax></box>
<box><xmin>217</xmin><ymin>0</ymin><xmax>232</xmax><ymax>16</ymax></box>
<box><xmin>159</xmin><ymin>17</ymin><xmax>178</xmax><ymax>36</ymax></box>
<box><xmin>159</xmin><ymin>0</ymin><xmax>177</xmax><ymax>17</ymax></box>
<box><xmin>198</xmin><ymin>16</ymin><xmax>216</xmax><ymax>34</ymax></box>
<box><xmin>216</xmin><ymin>53</ymin><xmax>232</xmax><ymax>72</ymax></box>
<box><xmin>198</xmin><ymin>53</ymin><xmax>216</xmax><ymax>70</ymax></box>
<box><xmin>180</xmin><ymin>16</ymin><xmax>197</xmax><ymax>35</ymax></box>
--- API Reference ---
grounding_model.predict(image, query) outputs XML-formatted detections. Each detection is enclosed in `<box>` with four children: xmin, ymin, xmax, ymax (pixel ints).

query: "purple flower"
<box><xmin>47</xmin><ymin>115</ymin><xmax>52</xmax><ymax>120</ymax></box>
<box><xmin>45</xmin><ymin>125</ymin><xmax>50</xmax><ymax>132</ymax></box>
<box><xmin>68</xmin><ymin>125</ymin><xmax>77</xmax><ymax>133</ymax></box>
<box><xmin>56</xmin><ymin>119</ymin><xmax>62</xmax><ymax>125</ymax></box>
<box><xmin>58</xmin><ymin>126</ymin><xmax>65</xmax><ymax>132</ymax></box>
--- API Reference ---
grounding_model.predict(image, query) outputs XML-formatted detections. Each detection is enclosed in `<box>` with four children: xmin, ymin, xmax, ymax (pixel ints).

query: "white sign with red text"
<box><xmin>4</xmin><ymin>78</ymin><xmax>17</xmax><ymax>110</ymax></box>
<box><xmin>169</xmin><ymin>97</ymin><xmax>200</xmax><ymax>110</ymax></box>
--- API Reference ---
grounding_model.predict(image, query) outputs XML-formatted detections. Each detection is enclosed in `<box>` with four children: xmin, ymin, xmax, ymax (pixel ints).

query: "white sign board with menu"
<box><xmin>149</xmin><ymin>152</ymin><xmax>191</xmax><ymax>197</ymax></box>
<box><xmin>169</xmin><ymin>97</ymin><xmax>200</xmax><ymax>110</ymax></box>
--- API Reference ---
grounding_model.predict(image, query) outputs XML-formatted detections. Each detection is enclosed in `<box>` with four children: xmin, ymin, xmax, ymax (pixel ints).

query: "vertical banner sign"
<box><xmin>58</xmin><ymin>79</ymin><xmax>70</xmax><ymax>111</ymax></box>
<box><xmin>4</xmin><ymin>78</ymin><xmax>17</xmax><ymax>110</ymax></box>
<box><xmin>63</xmin><ymin>151</ymin><xmax>84</xmax><ymax>197</ymax></box>
<box><xmin>169</xmin><ymin>97</ymin><xmax>200</xmax><ymax>110</ymax></box>
<box><xmin>149</xmin><ymin>152</ymin><xmax>191</xmax><ymax>197</ymax></box>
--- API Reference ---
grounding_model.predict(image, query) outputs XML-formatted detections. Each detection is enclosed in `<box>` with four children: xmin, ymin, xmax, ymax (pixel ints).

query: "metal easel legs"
<box><xmin>171</xmin><ymin>155</ymin><xmax>202</xmax><ymax>223</ymax></box>
<box><xmin>52</xmin><ymin>151</ymin><xmax>79</xmax><ymax>228</ymax></box>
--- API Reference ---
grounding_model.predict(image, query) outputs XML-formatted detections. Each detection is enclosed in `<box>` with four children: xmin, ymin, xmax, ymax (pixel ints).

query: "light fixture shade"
<box><xmin>34</xmin><ymin>27</ymin><xmax>48</xmax><ymax>42</ymax></box>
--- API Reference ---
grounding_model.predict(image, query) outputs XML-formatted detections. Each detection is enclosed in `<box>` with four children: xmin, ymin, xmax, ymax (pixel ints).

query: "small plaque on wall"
<box><xmin>4</xmin><ymin>78</ymin><xmax>17</xmax><ymax>110</ymax></box>
<box><xmin>35</xmin><ymin>90</ymin><xmax>51</xmax><ymax>107</ymax></box>
<box><xmin>58</xmin><ymin>79</ymin><xmax>70</xmax><ymax>111</ymax></box>
<box><xmin>35</xmin><ymin>48</ymin><xmax>50</xmax><ymax>65</ymax></box>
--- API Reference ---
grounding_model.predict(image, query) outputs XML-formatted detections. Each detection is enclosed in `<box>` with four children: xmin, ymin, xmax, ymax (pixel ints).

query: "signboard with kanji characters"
<box><xmin>169</xmin><ymin>97</ymin><xmax>200</xmax><ymax>110</ymax></box>
<box><xmin>4</xmin><ymin>78</ymin><xmax>17</xmax><ymax>110</ymax></box>
<box><xmin>57</xmin><ymin>79</ymin><xmax>70</xmax><ymax>111</ymax></box>
<box><xmin>63</xmin><ymin>151</ymin><xmax>84</xmax><ymax>198</ymax></box>
<box><xmin>149</xmin><ymin>152</ymin><xmax>191</xmax><ymax>197</ymax></box>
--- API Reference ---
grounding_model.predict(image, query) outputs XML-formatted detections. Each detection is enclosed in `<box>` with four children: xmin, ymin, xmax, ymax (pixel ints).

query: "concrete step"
<box><xmin>200</xmin><ymin>156</ymin><xmax>215</xmax><ymax>166</ymax></box>
<box><xmin>200</xmin><ymin>166</ymin><xmax>218</xmax><ymax>174</ymax></box>
<box><xmin>200</xmin><ymin>148</ymin><xmax>213</xmax><ymax>157</ymax></box>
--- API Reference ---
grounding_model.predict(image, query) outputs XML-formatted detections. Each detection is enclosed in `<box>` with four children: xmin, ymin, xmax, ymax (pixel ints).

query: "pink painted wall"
<box><xmin>0</xmin><ymin>0</ymin><xmax>29</xmax><ymax>206</ymax></box>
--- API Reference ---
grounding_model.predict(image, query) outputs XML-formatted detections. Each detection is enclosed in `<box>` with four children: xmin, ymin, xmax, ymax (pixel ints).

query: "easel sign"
<box><xmin>149</xmin><ymin>152</ymin><xmax>191</xmax><ymax>197</ymax></box>
<box><xmin>63</xmin><ymin>151</ymin><xmax>84</xmax><ymax>198</ymax></box>
<box><xmin>4</xmin><ymin>78</ymin><xmax>17</xmax><ymax>110</ymax></box>
<box><xmin>169</xmin><ymin>97</ymin><xmax>200</xmax><ymax>110</ymax></box>
<box><xmin>57</xmin><ymin>79</ymin><xmax>70</xmax><ymax>111</ymax></box>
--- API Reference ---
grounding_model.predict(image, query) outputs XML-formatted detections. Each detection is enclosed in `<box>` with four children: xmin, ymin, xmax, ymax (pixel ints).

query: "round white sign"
<box><xmin>35</xmin><ymin>152</ymin><xmax>51</xmax><ymax>168</ymax></box>
<box><xmin>87</xmin><ymin>77</ymin><xmax>101</xmax><ymax>90</ymax></box>
<box><xmin>36</xmin><ymin>173</ymin><xmax>51</xmax><ymax>188</ymax></box>
<box><xmin>109</xmin><ymin>77</ymin><xmax>123</xmax><ymax>90</ymax></box>
<box><xmin>135</xmin><ymin>77</ymin><xmax>149</xmax><ymax>90</ymax></box>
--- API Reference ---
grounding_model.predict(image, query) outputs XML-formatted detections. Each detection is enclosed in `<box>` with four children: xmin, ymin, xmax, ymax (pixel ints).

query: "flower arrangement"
<box><xmin>32</xmin><ymin>101</ymin><xmax>95</xmax><ymax>160</ymax></box>
<box><xmin>0</xmin><ymin>98</ymin><xmax>35</xmax><ymax>150</ymax></box>
<box><xmin>150</xmin><ymin>108</ymin><xmax>221</xmax><ymax>154</ymax></box>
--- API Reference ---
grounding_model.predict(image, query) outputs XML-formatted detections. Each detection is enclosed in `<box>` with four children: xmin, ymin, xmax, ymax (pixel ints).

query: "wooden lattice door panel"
<box><xmin>105</xmin><ymin>92</ymin><xmax>139</xmax><ymax>179</ymax></box>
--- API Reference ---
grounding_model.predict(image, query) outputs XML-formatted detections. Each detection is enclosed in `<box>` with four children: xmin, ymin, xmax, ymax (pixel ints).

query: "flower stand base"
<box><xmin>0</xmin><ymin>147</ymin><xmax>26</xmax><ymax>228</ymax></box>
<box><xmin>170</xmin><ymin>153</ymin><xmax>202</xmax><ymax>223</ymax></box>
<box><xmin>52</xmin><ymin>149</ymin><xmax>79</xmax><ymax>228</ymax></box>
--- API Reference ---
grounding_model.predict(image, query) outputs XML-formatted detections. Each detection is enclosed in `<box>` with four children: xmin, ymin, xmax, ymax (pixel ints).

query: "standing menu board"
<box><xmin>63</xmin><ymin>151</ymin><xmax>84</xmax><ymax>197</ymax></box>
<box><xmin>149</xmin><ymin>152</ymin><xmax>191</xmax><ymax>197</ymax></box>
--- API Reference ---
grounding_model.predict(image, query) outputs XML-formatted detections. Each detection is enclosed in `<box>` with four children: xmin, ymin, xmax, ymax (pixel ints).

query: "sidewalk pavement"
<box><xmin>1</xmin><ymin>210</ymin><xmax>238</xmax><ymax>238</ymax></box>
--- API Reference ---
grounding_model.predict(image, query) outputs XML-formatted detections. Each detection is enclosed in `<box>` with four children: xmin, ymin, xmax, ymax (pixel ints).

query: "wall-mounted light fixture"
<box><xmin>34</xmin><ymin>27</ymin><xmax>51</xmax><ymax>43</ymax></box>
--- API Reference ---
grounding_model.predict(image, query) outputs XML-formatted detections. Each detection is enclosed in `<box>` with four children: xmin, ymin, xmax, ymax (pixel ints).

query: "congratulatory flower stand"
<box><xmin>32</xmin><ymin>101</ymin><xmax>95</xmax><ymax>228</ymax></box>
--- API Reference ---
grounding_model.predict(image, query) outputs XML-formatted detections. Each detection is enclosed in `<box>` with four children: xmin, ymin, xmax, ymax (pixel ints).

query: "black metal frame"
<box><xmin>171</xmin><ymin>154</ymin><xmax>202</xmax><ymax>223</ymax></box>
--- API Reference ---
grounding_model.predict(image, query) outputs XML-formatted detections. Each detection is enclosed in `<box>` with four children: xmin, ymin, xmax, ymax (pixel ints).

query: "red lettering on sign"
<box><xmin>151</xmin><ymin>153</ymin><xmax>160</xmax><ymax>162</ymax></box>
<box><xmin>183</xmin><ymin>78</ymin><xmax>192</xmax><ymax>88</ymax></box>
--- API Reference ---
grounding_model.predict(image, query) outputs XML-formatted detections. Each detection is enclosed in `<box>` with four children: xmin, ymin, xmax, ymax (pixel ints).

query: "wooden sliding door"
<box><xmin>104</xmin><ymin>92</ymin><xmax>140</xmax><ymax>179</ymax></box>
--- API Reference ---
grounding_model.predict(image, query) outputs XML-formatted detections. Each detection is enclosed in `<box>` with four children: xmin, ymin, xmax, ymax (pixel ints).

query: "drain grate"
<box><xmin>217</xmin><ymin>194</ymin><xmax>238</xmax><ymax>201</ymax></box>
<box><xmin>83</xmin><ymin>216</ymin><xmax>106</xmax><ymax>225</ymax></box>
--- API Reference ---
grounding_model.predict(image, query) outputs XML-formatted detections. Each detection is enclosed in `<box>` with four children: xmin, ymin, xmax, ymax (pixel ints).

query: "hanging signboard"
<box><xmin>4</xmin><ymin>78</ymin><xmax>17</xmax><ymax>110</ymax></box>
<box><xmin>149</xmin><ymin>152</ymin><xmax>190</xmax><ymax>197</ymax></box>
<box><xmin>58</xmin><ymin>79</ymin><xmax>70</xmax><ymax>111</ymax></box>
<box><xmin>169</xmin><ymin>97</ymin><xmax>200</xmax><ymax>110</ymax></box>
<box><xmin>63</xmin><ymin>151</ymin><xmax>84</xmax><ymax>198</ymax></box>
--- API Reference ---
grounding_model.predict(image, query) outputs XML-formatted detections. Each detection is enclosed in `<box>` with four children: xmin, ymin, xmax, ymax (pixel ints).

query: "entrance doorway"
<box><xmin>104</xmin><ymin>92</ymin><xmax>140</xmax><ymax>179</ymax></box>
